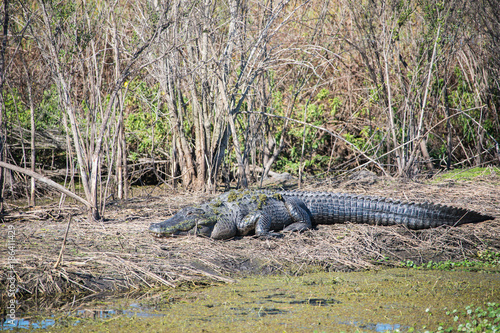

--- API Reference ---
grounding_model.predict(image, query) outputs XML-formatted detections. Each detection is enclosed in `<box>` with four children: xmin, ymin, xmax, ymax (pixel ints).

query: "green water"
<box><xmin>4</xmin><ymin>268</ymin><xmax>500</xmax><ymax>332</ymax></box>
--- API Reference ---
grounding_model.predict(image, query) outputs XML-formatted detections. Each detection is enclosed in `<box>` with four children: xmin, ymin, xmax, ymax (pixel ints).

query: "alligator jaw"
<box><xmin>149</xmin><ymin>218</ymin><xmax>195</xmax><ymax>237</ymax></box>
<box><xmin>149</xmin><ymin>206</ymin><xmax>215</xmax><ymax>237</ymax></box>
<box><xmin>148</xmin><ymin>208</ymin><xmax>197</xmax><ymax>236</ymax></box>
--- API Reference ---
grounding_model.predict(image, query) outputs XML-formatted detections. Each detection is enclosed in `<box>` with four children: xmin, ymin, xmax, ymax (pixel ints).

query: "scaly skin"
<box><xmin>148</xmin><ymin>190</ymin><xmax>494</xmax><ymax>240</ymax></box>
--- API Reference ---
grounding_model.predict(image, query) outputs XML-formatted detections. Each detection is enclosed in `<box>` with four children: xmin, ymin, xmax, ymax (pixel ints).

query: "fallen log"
<box><xmin>0</xmin><ymin>161</ymin><xmax>91</xmax><ymax>209</ymax></box>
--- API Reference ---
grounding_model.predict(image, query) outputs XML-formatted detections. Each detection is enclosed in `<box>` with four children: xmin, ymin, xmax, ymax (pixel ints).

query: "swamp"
<box><xmin>1</xmin><ymin>170</ymin><xmax>499</xmax><ymax>332</ymax></box>
<box><xmin>1</xmin><ymin>0</ymin><xmax>500</xmax><ymax>331</ymax></box>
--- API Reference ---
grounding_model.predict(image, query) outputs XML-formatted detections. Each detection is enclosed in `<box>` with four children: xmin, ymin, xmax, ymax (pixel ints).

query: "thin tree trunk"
<box><xmin>117</xmin><ymin>117</ymin><xmax>124</xmax><ymax>199</ymax></box>
<box><xmin>121</xmin><ymin>124</ymin><xmax>128</xmax><ymax>199</ymax></box>
<box><xmin>445</xmin><ymin>83</ymin><xmax>452</xmax><ymax>170</ymax></box>
<box><xmin>163</xmin><ymin>77</ymin><xmax>196</xmax><ymax>187</ymax></box>
<box><xmin>0</xmin><ymin>0</ymin><xmax>9</xmax><ymax>214</ymax></box>
<box><xmin>112</xmin><ymin>10</ymin><xmax>125</xmax><ymax>200</ymax></box>
<box><xmin>27</xmin><ymin>68</ymin><xmax>36</xmax><ymax>207</ymax></box>
<box><xmin>406</xmin><ymin>24</ymin><xmax>441</xmax><ymax>174</ymax></box>
<box><xmin>383</xmin><ymin>37</ymin><xmax>402</xmax><ymax>175</ymax></box>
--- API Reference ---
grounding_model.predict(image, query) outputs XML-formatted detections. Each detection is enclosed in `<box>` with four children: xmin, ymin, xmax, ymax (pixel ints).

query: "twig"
<box><xmin>54</xmin><ymin>215</ymin><xmax>72</xmax><ymax>269</ymax></box>
<box><xmin>113</xmin><ymin>256</ymin><xmax>175</xmax><ymax>287</ymax></box>
<box><xmin>182</xmin><ymin>265</ymin><xmax>236</xmax><ymax>283</ymax></box>
<box><xmin>58</xmin><ymin>270</ymin><xmax>97</xmax><ymax>293</ymax></box>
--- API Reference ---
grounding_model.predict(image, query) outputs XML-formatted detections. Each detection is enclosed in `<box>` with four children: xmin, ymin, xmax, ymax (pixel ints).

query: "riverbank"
<box><xmin>1</xmin><ymin>169</ymin><xmax>499</xmax><ymax>315</ymax></box>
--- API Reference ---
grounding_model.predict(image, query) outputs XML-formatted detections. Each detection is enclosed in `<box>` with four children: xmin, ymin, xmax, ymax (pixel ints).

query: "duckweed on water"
<box><xmin>8</xmin><ymin>268</ymin><xmax>499</xmax><ymax>332</ymax></box>
<box><xmin>416</xmin><ymin>302</ymin><xmax>500</xmax><ymax>333</ymax></box>
<box><xmin>400</xmin><ymin>249</ymin><xmax>500</xmax><ymax>272</ymax></box>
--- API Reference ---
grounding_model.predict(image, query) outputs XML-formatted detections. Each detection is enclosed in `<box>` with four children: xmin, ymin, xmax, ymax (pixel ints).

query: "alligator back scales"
<box><xmin>149</xmin><ymin>190</ymin><xmax>494</xmax><ymax>240</ymax></box>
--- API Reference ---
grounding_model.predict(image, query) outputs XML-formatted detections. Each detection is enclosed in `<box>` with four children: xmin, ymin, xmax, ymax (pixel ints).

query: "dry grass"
<box><xmin>1</xmin><ymin>172</ymin><xmax>499</xmax><ymax>310</ymax></box>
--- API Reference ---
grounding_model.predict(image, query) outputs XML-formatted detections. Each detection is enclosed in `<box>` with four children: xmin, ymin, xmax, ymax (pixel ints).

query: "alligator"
<box><xmin>149</xmin><ymin>190</ymin><xmax>494</xmax><ymax>240</ymax></box>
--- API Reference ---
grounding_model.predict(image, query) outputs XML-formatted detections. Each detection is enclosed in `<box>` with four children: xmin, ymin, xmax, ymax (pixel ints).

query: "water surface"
<box><xmin>2</xmin><ymin>268</ymin><xmax>499</xmax><ymax>332</ymax></box>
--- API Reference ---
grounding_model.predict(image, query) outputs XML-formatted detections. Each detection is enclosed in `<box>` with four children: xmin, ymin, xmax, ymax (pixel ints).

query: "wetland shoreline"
<box><xmin>1</xmin><ymin>171</ymin><xmax>499</xmax><ymax>330</ymax></box>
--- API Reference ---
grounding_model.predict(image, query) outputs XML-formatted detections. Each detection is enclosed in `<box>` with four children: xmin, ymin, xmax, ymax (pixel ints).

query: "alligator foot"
<box><xmin>283</xmin><ymin>222</ymin><xmax>310</xmax><ymax>232</ymax></box>
<box><xmin>255</xmin><ymin>232</ymin><xmax>285</xmax><ymax>239</ymax></box>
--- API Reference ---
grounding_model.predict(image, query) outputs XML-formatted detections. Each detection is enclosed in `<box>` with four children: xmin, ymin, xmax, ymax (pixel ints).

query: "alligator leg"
<box><xmin>249</xmin><ymin>201</ymin><xmax>313</xmax><ymax>236</ymax></box>
<box><xmin>211</xmin><ymin>217</ymin><xmax>238</xmax><ymax>240</ymax></box>
<box><xmin>282</xmin><ymin>198</ymin><xmax>313</xmax><ymax>232</ymax></box>
<box><xmin>238</xmin><ymin>212</ymin><xmax>283</xmax><ymax>238</ymax></box>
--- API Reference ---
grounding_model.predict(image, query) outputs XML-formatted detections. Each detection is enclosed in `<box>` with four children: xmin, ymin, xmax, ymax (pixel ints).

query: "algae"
<box><xmin>7</xmin><ymin>268</ymin><xmax>499</xmax><ymax>332</ymax></box>
<box><xmin>257</xmin><ymin>193</ymin><xmax>268</xmax><ymax>209</ymax></box>
<box><xmin>272</xmin><ymin>193</ymin><xmax>284</xmax><ymax>201</ymax></box>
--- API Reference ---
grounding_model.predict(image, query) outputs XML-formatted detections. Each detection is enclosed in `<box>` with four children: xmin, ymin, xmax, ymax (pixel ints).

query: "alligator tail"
<box><xmin>294</xmin><ymin>192</ymin><xmax>493</xmax><ymax>229</ymax></box>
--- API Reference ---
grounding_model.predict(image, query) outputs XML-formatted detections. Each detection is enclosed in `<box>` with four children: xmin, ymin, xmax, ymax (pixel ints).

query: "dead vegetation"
<box><xmin>1</xmin><ymin>173</ymin><xmax>499</xmax><ymax>311</ymax></box>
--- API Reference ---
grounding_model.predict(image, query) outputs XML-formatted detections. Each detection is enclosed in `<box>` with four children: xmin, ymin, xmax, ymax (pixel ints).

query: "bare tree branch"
<box><xmin>0</xmin><ymin>161</ymin><xmax>91</xmax><ymax>208</ymax></box>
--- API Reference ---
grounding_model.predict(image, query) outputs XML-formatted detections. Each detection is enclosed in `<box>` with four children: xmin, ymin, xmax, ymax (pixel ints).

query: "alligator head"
<box><xmin>149</xmin><ymin>206</ymin><xmax>217</xmax><ymax>237</ymax></box>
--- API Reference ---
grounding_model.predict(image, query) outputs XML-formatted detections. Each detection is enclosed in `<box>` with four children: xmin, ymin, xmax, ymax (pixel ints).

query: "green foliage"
<box><xmin>445</xmin><ymin>66</ymin><xmax>497</xmax><ymax>146</ymax></box>
<box><xmin>4</xmin><ymin>86</ymin><xmax>62</xmax><ymax>131</ymax></box>
<box><xmin>343</xmin><ymin>132</ymin><xmax>365</xmax><ymax>150</ymax></box>
<box><xmin>270</xmin><ymin>89</ymin><xmax>340</xmax><ymax>175</ymax></box>
<box><xmin>477</xmin><ymin>250</ymin><xmax>500</xmax><ymax>265</ymax></box>
<box><xmin>271</xmin><ymin>89</ymin><xmax>284</xmax><ymax>116</ymax></box>
<box><xmin>38</xmin><ymin>86</ymin><xmax>64</xmax><ymax>130</ymax></box>
<box><xmin>54</xmin><ymin>1</ymin><xmax>77</xmax><ymax>22</ymax></box>
<box><xmin>3</xmin><ymin>89</ymin><xmax>28</xmax><ymax>127</ymax></box>
<box><xmin>417</xmin><ymin>302</ymin><xmax>500</xmax><ymax>333</ymax></box>
<box><xmin>431</xmin><ymin>167</ymin><xmax>500</xmax><ymax>183</ymax></box>
<box><xmin>126</xmin><ymin>112</ymin><xmax>154</xmax><ymax>156</ymax></box>
<box><xmin>399</xmin><ymin>250</ymin><xmax>500</xmax><ymax>272</ymax></box>
<box><xmin>316</xmin><ymin>88</ymin><xmax>329</xmax><ymax>101</ymax></box>
<box><xmin>343</xmin><ymin>126</ymin><xmax>384</xmax><ymax>154</ymax></box>
<box><xmin>329</xmin><ymin>97</ymin><xmax>342</xmax><ymax>117</ymax></box>
<box><xmin>124</xmin><ymin>81</ymin><xmax>170</xmax><ymax>160</ymax></box>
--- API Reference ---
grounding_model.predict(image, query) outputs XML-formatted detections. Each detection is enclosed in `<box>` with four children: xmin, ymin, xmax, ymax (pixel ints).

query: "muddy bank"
<box><xmin>1</xmin><ymin>171</ymin><xmax>499</xmax><ymax>311</ymax></box>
